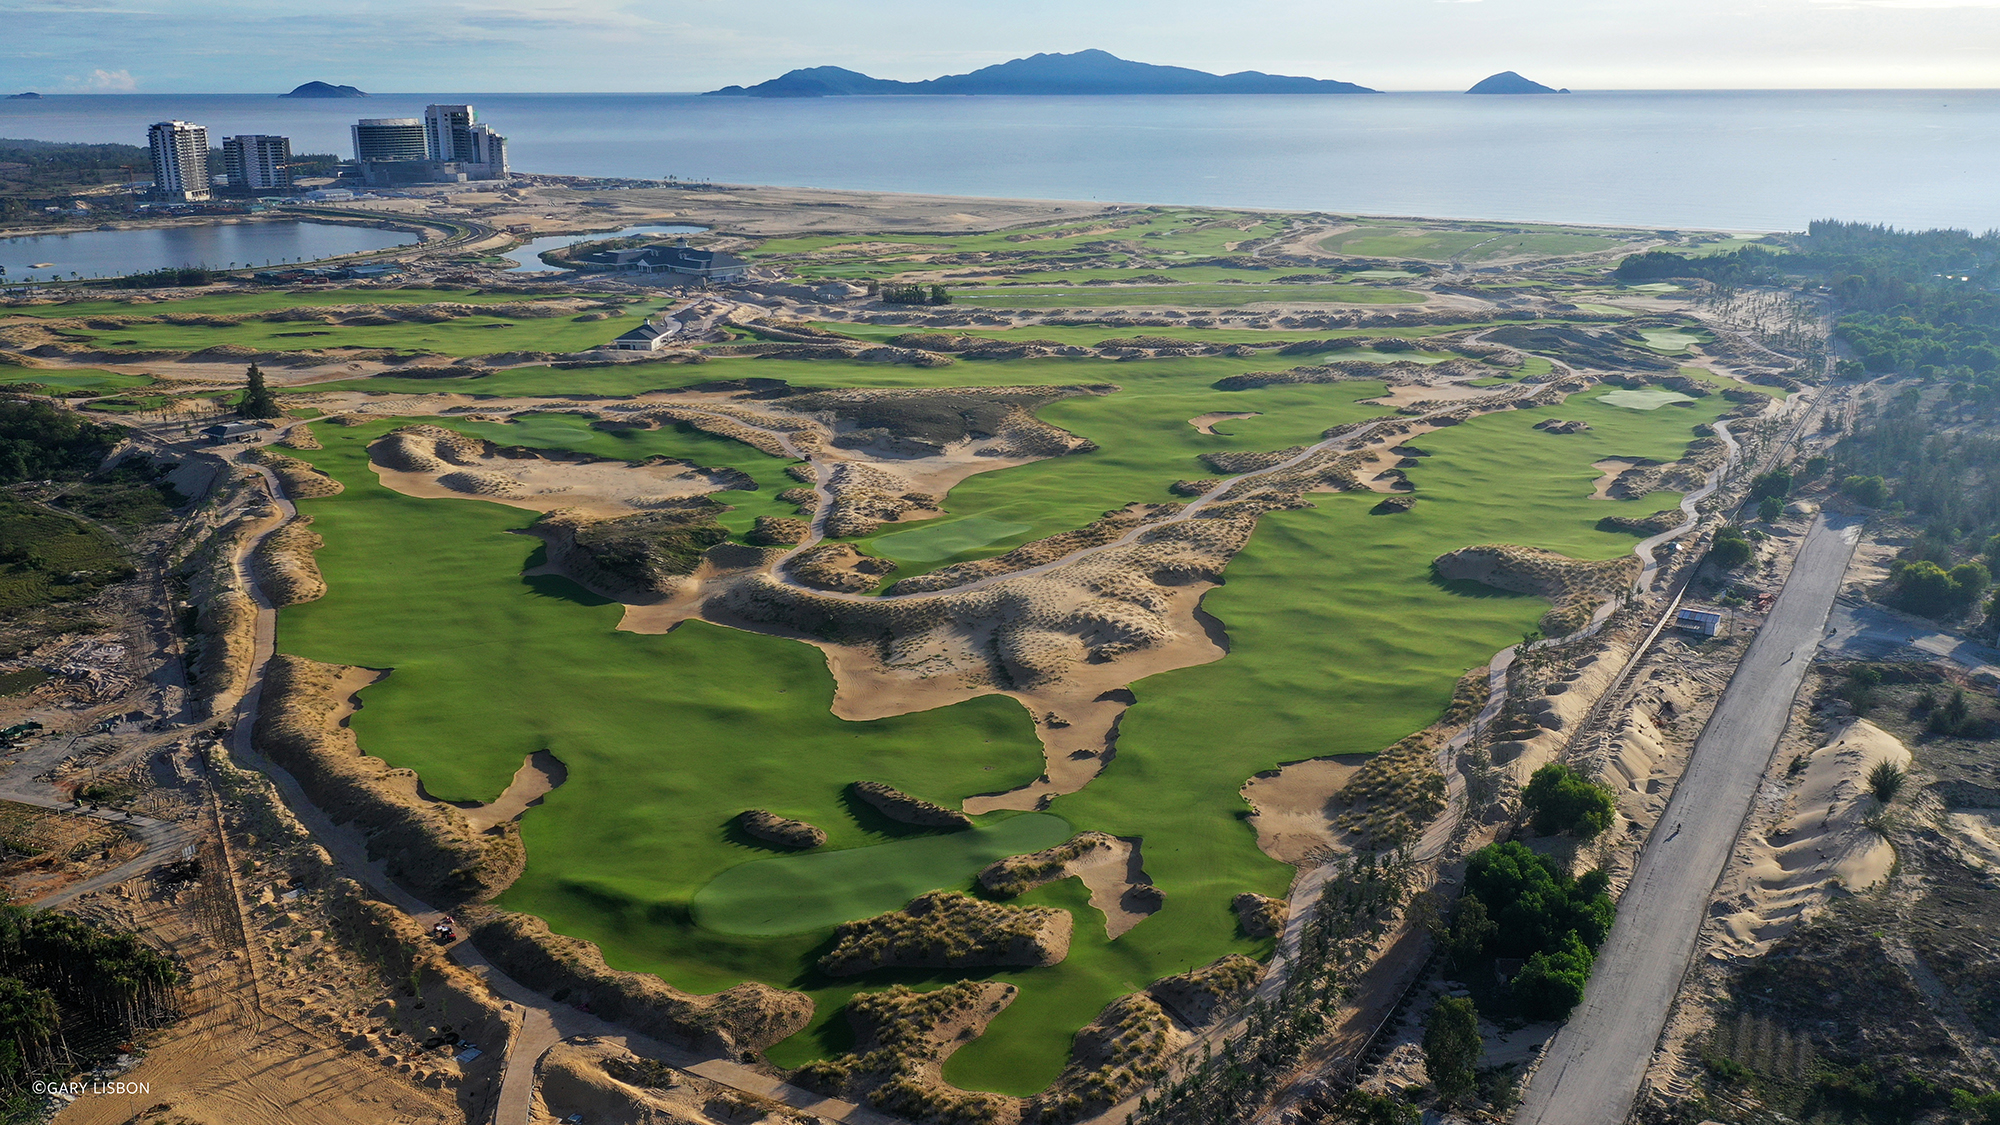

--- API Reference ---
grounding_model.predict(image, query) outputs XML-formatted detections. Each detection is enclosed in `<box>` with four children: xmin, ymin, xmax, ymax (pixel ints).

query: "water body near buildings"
<box><xmin>0</xmin><ymin>221</ymin><xmax>417</xmax><ymax>281</ymax></box>
<box><xmin>3</xmin><ymin>89</ymin><xmax>1997</xmax><ymax>230</ymax></box>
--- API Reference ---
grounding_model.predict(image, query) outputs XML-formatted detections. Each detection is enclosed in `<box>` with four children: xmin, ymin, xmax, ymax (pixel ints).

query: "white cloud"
<box><xmin>60</xmin><ymin>67</ymin><xmax>136</xmax><ymax>91</ymax></box>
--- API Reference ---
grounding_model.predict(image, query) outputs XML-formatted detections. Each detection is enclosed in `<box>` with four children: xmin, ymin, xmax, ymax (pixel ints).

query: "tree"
<box><xmin>1758</xmin><ymin>495</ymin><xmax>1785</xmax><ymax>522</ymax></box>
<box><xmin>1331</xmin><ymin>1089</ymin><xmax>1419</xmax><ymax>1125</ymax></box>
<box><xmin>237</xmin><ymin>364</ymin><xmax>281</xmax><ymax>419</ymax></box>
<box><xmin>1442</xmin><ymin>896</ymin><xmax>1497</xmax><ymax>974</ymax></box>
<box><xmin>1422</xmin><ymin>996</ymin><xmax>1481</xmax><ymax>1105</ymax></box>
<box><xmin>1522</xmin><ymin>763</ymin><xmax>1617</xmax><ymax>839</ymax></box>
<box><xmin>0</xmin><ymin>399</ymin><xmax>121</xmax><ymax>484</ymax></box>
<box><xmin>1513</xmin><ymin>934</ymin><xmax>1594</xmax><ymax>1021</ymax></box>
<box><xmin>928</xmin><ymin>284</ymin><xmax>951</xmax><ymax>305</ymax></box>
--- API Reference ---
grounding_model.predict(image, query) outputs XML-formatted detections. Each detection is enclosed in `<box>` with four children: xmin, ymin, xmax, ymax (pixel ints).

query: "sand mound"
<box><xmin>1711</xmin><ymin>719</ymin><xmax>1912</xmax><ymax>957</ymax></box>
<box><xmin>738</xmin><ymin>809</ymin><xmax>827</xmax><ymax>849</ymax></box>
<box><xmin>470</xmin><ymin>910</ymin><xmax>811</xmax><ymax>1055</ymax></box>
<box><xmin>250</xmin><ymin>517</ymin><xmax>327</xmax><ymax>606</ymax></box>
<box><xmin>786</xmin><ymin>543</ymin><xmax>897</xmax><ymax>593</ymax></box>
<box><xmin>1233</xmin><ymin>892</ymin><xmax>1289</xmax><ymax>939</ymax></box>
<box><xmin>1148</xmin><ymin>953</ymin><xmax>1261</xmax><ymax>1028</ymax></box>
<box><xmin>979</xmin><ymin>831</ymin><xmax>1117</xmax><ymax>896</ymax></box>
<box><xmin>885</xmin><ymin>503</ymin><xmax>1179</xmax><ymax>595</ymax></box>
<box><xmin>373</xmin><ymin>421</ymin><xmax>736</xmax><ymax>519</ymax></box>
<box><xmin>1026</xmin><ymin>992</ymin><xmax>1182</xmax><ymax>1123</ymax></box>
<box><xmin>530</xmin><ymin>503</ymin><xmax>730</xmax><ymax>602</ymax></box>
<box><xmin>436</xmin><ymin>469</ymin><xmax>526</xmax><ymax>496</ymax></box>
<box><xmin>850</xmin><ymin>780</ymin><xmax>973</xmax><ymax>830</ymax></box>
<box><xmin>818</xmin><ymin>890</ymin><xmax>1071</xmax><ymax>975</ymax></box>
<box><xmin>1433</xmin><ymin>543</ymin><xmax>1639</xmax><ymax>637</ymax></box>
<box><xmin>248</xmin><ymin>448</ymin><xmax>344</xmax><ymax>499</ymax></box>
<box><xmin>792</xmin><ymin>981</ymin><xmax>1018</xmax><ymax>1124</ymax></box>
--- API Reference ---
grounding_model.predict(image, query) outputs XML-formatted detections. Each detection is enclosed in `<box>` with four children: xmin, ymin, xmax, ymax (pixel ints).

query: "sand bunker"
<box><xmin>370</xmin><ymin>424</ymin><xmax>739</xmax><ymax>517</ymax></box>
<box><xmin>1243</xmin><ymin>756</ymin><xmax>1368</xmax><ymax>864</ymax></box>
<box><xmin>1189</xmin><ymin>411</ymin><xmax>1262</xmax><ymax>434</ymax></box>
<box><xmin>1357</xmin><ymin>383</ymin><xmax>1500</xmax><ymax>410</ymax></box>
<box><xmin>1590</xmin><ymin>457</ymin><xmax>1657</xmax><ymax>500</ymax></box>
<box><xmin>457</xmin><ymin>750</ymin><xmax>566</xmax><ymax>833</ymax></box>
<box><xmin>1711</xmin><ymin>719</ymin><xmax>1911</xmax><ymax>957</ymax></box>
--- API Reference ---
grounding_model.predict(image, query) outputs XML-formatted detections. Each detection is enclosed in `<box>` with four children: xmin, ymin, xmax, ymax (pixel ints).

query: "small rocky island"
<box><xmin>283</xmin><ymin>81</ymin><xmax>367</xmax><ymax>98</ymax></box>
<box><xmin>1467</xmin><ymin>71</ymin><xmax>1568</xmax><ymax>94</ymax></box>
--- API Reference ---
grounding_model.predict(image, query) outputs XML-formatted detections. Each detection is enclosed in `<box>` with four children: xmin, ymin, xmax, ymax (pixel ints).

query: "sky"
<box><xmin>5</xmin><ymin>0</ymin><xmax>1999</xmax><ymax>94</ymax></box>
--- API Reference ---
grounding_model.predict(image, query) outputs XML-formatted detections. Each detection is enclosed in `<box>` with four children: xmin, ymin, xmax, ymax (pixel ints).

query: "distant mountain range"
<box><xmin>283</xmin><ymin>81</ymin><xmax>367</xmax><ymax>98</ymax></box>
<box><xmin>706</xmin><ymin>50</ymin><xmax>1374</xmax><ymax>98</ymax></box>
<box><xmin>1467</xmin><ymin>71</ymin><xmax>1567</xmax><ymax>95</ymax></box>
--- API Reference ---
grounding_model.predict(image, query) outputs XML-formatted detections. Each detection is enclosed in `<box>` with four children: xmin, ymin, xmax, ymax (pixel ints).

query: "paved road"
<box><xmin>1515</xmin><ymin>512</ymin><xmax>1861</xmax><ymax>1125</ymax></box>
<box><xmin>1826</xmin><ymin>598</ymin><xmax>2000</xmax><ymax>680</ymax></box>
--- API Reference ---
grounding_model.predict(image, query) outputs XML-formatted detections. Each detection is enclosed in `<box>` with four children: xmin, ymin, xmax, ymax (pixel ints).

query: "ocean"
<box><xmin>4</xmin><ymin>90</ymin><xmax>1997</xmax><ymax>232</ymax></box>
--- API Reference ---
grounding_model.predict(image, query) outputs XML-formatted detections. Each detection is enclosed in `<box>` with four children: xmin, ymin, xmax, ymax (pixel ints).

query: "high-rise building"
<box><xmin>350</xmin><ymin>118</ymin><xmax>427</xmax><ymax>163</ymax></box>
<box><xmin>423</xmin><ymin>104</ymin><xmax>474</xmax><ymax>161</ymax></box>
<box><xmin>221</xmin><ymin>134</ymin><xmax>293</xmax><ymax>191</ymax></box>
<box><xmin>423</xmin><ymin>104</ymin><xmax>508</xmax><ymax>177</ymax></box>
<box><xmin>147</xmin><ymin>120</ymin><xmax>211</xmax><ymax>202</ymax></box>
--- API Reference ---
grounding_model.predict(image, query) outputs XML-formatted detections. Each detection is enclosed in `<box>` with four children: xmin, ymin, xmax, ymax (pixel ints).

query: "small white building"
<box><xmin>608</xmin><ymin>320</ymin><xmax>680</xmax><ymax>351</ymax></box>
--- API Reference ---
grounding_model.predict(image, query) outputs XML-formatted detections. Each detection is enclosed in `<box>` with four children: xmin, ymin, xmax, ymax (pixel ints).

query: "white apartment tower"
<box><xmin>221</xmin><ymin>134</ymin><xmax>293</xmax><ymax>191</ymax></box>
<box><xmin>147</xmin><ymin>120</ymin><xmax>211</xmax><ymax>202</ymax></box>
<box><xmin>424</xmin><ymin>104</ymin><xmax>508</xmax><ymax>177</ymax></box>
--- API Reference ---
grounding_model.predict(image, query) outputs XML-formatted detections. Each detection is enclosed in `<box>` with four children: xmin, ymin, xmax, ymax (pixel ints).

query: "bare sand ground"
<box><xmin>1242</xmin><ymin>757</ymin><xmax>1367</xmax><ymax>865</ymax></box>
<box><xmin>1066</xmin><ymin>837</ymin><xmax>1158</xmax><ymax>939</ymax></box>
<box><xmin>1189</xmin><ymin>411</ymin><xmax>1262</xmax><ymax>434</ymax></box>
<box><xmin>1356</xmin><ymin>383</ymin><xmax>1496</xmax><ymax>410</ymax></box>
<box><xmin>1951</xmin><ymin>810</ymin><xmax>2000</xmax><ymax>872</ymax></box>
<box><xmin>1709</xmin><ymin>718</ymin><xmax>1910</xmax><ymax>957</ymax></box>
<box><xmin>372</xmin><ymin>442</ymin><xmax>732</xmax><ymax>518</ymax></box>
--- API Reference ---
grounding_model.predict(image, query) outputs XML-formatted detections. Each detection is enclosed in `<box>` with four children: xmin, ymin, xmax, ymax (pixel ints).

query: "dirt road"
<box><xmin>1514</xmin><ymin>512</ymin><xmax>1862</xmax><ymax>1125</ymax></box>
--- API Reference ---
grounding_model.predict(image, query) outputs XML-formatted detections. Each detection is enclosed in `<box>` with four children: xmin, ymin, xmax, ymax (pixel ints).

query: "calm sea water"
<box><xmin>0</xmin><ymin>220</ymin><xmax>416</xmax><ymax>281</ymax></box>
<box><xmin>3</xmin><ymin>91</ymin><xmax>1997</xmax><ymax>232</ymax></box>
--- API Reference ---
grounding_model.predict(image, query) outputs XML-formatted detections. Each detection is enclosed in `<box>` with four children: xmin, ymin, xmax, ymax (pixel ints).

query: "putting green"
<box><xmin>869</xmin><ymin>517</ymin><xmax>1035</xmax><ymax>563</ymax></box>
<box><xmin>1638</xmin><ymin>328</ymin><xmax>1704</xmax><ymax>353</ymax></box>
<box><xmin>693</xmin><ymin>813</ymin><xmax>1071</xmax><ymax>936</ymax></box>
<box><xmin>1599</xmin><ymin>388</ymin><xmax>1698</xmax><ymax>410</ymax></box>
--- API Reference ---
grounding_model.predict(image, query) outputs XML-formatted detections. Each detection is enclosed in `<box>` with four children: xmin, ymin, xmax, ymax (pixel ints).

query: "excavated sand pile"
<box><xmin>1710</xmin><ymin>719</ymin><xmax>1912</xmax><ymax>956</ymax></box>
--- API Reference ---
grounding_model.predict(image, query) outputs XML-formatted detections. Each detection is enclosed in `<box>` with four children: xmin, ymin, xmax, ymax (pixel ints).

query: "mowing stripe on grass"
<box><xmin>693</xmin><ymin>813</ymin><xmax>1070</xmax><ymax>936</ymax></box>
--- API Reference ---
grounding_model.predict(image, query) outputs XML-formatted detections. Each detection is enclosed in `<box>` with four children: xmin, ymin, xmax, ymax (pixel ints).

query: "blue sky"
<box><xmin>6</xmin><ymin>0</ymin><xmax>1998</xmax><ymax>93</ymax></box>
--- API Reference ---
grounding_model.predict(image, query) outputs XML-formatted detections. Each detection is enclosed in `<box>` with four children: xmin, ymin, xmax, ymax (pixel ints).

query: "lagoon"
<box><xmin>499</xmin><ymin>223</ymin><xmax>706</xmax><ymax>272</ymax></box>
<box><xmin>0</xmin><ymin>220</ymin><xmax>417</xmax><ymax>282</ymax></box>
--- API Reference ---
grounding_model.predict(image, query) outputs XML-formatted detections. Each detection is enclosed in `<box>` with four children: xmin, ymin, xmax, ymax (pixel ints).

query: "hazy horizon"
<box><xmin>6</xmin><ymin>0</ymin><xmax>1998</xmax><ymax>96</ymax></box>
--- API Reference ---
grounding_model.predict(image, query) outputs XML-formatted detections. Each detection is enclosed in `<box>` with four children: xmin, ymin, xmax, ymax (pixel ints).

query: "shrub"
<box><xmin>1888</xmin><ymin>559</ymin><xmax>1989</xmax><ymax>619</ymax></box>
<box><xmin>1708</xmin><ymin>525</ymin><xmax>1754</xmax><ymax>569</ymax></box>
<box><xmin>1463</xmin><ymin>842</ymin><xmax>1614</xmax><ymax>961</ymax></box>
<box><xmin>1759</xmin><ymin>495</ymin><xmax>1784</xmax><ymax>522</ymax></box>
<box><xmin>1868</xmin><ymin>760</ymin><xmax>1907</xmax><ymax>803</ymax></box>
<box><xmin>1749</xmin><ymin>468</ymin><xmax>1792</xmax><ymax>500</ymax></box>
<box><xmin>1841</xmin><ymin>474</ymin><xmax>1888</xmax><ymax>506</ymax></box>
<box><xmin>1422</xmin><ymin>996</ymin><xmax>1480</xmax><ymax>1105</ymax></box>
<box><xmin>1522</xmin><ymin>763</ymin><xmax>1617</xmax><ymax>839</ymax></box>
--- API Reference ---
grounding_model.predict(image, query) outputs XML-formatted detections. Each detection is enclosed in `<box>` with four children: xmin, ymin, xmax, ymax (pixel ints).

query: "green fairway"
<box><xmin>39</xmin><ymin>299</ymin><xmax>668</xmax><ymax>358</ymax></box>
<box><xmin>1320</xmin><ymin>225</ymin><xmax>1624</xmax><ymax>262</ymax></box>
<box><xmin>694</xmin><ymin>813</ymin><xmax>1071</xmax><ymax>936</ymax></box>
<box><xmin>947</xmin><ymin>284</ymin><xmax>1422</xmax><ymax>309</ymax></box>
<box><xmin>869</xmin><ymin>517</ymin><xmax>1035</xmax><ymax>563</ymax></box>
<box><xmin>0</xmin><ymin>369</ymin><xmax>152</xmax><ymax>392</ymax></box>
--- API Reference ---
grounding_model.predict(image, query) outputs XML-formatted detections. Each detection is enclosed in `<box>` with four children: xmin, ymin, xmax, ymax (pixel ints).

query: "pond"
<box><xmin>500</xmin><ymin>224</ymin><xmax>707</xmax><ymax>272</ymax></box>
<box><xmin>0</xmin><ymin>220</ymin><xmax>418</xmax><ymax>282</ymax></box>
